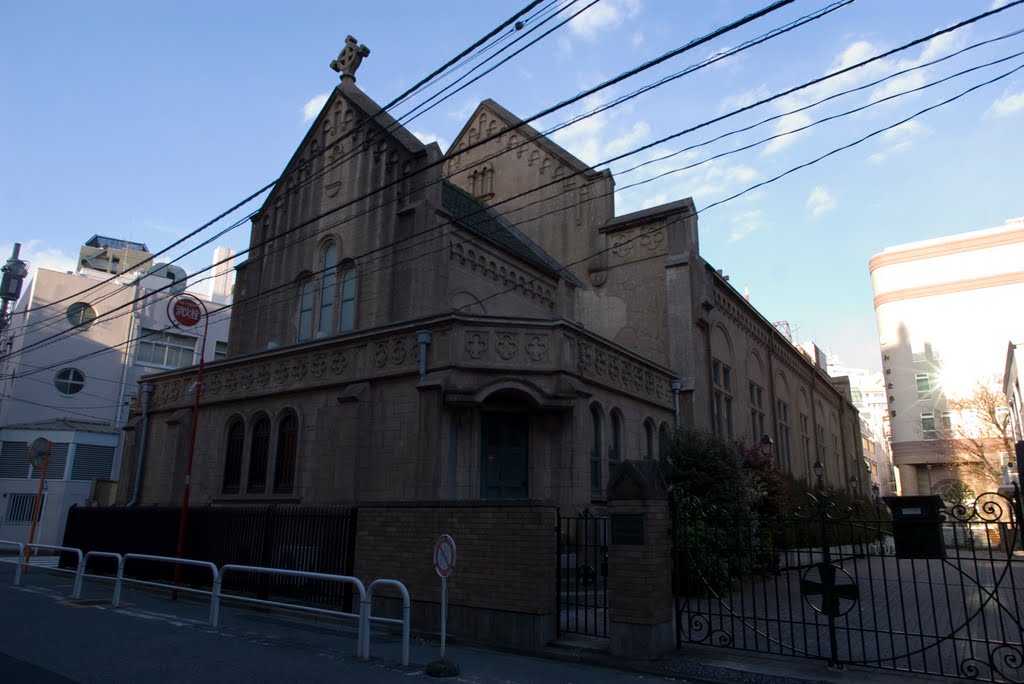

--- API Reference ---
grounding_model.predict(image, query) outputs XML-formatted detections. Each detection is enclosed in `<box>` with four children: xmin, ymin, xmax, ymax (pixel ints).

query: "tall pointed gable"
<box><xmin>445</xmin><ymin>99</ymin><xmax>605</xmax><ymax>180</ymax></box>
<box><xmin>444</xmin><ymin>100</ymin><xmax>615</xmax><ymax>283</ymax></box>
<box><xmin>255</xmin><ymin>79</ymin><xmax>438</xmax><ymax>220</ymax></box>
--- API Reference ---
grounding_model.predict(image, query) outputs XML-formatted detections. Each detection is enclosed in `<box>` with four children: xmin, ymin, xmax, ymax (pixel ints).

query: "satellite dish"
<box><xmin>27</xmin><ymin>437</ymin><xmax>51</xmax><ymax>469</ymax></box>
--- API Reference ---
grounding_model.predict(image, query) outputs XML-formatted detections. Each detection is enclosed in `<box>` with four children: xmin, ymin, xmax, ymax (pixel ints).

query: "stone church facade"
<box><xmin>116</xmin><ymin>66</ymin><xmax>865</xmax><ymax>511</ymax></box>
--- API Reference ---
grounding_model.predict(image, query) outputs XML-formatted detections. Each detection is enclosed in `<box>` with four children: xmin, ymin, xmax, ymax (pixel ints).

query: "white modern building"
<box><xmin>827</xmin><ymin>359</ymin><xmax>898</xmax><ymax>496</ymax></box>
<box><xmin>871</xmin><ymin>217</ymin><xmax>1024</xmax><ymax>498</ymax></box>
<box><xmin>0</xmin><ymin>237</ymin><xmax>233</xmax><ymax>545</ymax></box>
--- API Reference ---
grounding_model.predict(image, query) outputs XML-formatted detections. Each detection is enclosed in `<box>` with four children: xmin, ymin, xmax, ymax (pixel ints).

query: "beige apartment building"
<box><xmin>116</xmin><ymin>63</ymin><xmax>865</xmax><ymax>511</ymax></box>
<box><xmin>871</xmin><ymin>217</ymin><xmax>1024</xmax><ymax>497</ymax></box>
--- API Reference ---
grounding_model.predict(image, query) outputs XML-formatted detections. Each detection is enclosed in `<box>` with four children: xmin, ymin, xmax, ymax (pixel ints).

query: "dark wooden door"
<box><xmin>480</xmin><ymin>413</ymin><xmax>528</xmax><ymax>498</ymax></box>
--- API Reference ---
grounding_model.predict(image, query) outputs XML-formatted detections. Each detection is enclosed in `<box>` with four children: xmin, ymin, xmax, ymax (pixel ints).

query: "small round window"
<box><xmin>54</xmin><ymin>368</ymin><xmax>86</xmax><ymax>395</ymax></box>
<box><xmin>67</xmin><ymin>302</ymin><xmax>97</xmax><ymax>327</ymax></box>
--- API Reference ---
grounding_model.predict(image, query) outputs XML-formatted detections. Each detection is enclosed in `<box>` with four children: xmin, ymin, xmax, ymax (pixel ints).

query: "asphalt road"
<box><xmin>0</xmin><ymin>566</ymin><xmax>683</xmax><ymax>684</ymax></box>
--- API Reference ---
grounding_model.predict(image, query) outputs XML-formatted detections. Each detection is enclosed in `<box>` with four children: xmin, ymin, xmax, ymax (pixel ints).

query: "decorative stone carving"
<box><xmin>391</xmin><ymin>338</ymin><xmax>407</xmax><ymax>365</ymax></box>
<box><xmin>255</xmin><ymin>365</ymin><xmax>270</xmax><ymax>388</ymax></box>
<box><xmin>466</xmin><ymin>332</ymin><xmax>487</xmax><ymax>360</ymax></box>
<box><xmin>374</xmin><ymin>343</ymin><xmax>389</xmax><ymax>368</ymax></box>
<box><xmin>330</xmin><ymin>352</ymin><xmax>349</xmax><ymax>375</ymax></box>
<box><xmin>526</xmin><ymin>335</ymin><xmax>547</xmax><ymax>362</ymax></box>
<box><xmin>290</xmin><ymin>359</ymin><xmax>307</xmax><ymax>382</ymax></box>
<box><xmin>496</xmin><ymin>333</ymin><xmax>517</xmax><ymax>360</ymax></box>
<box><xmin>272</xmin><ymin>362</ymin><xmax>289</xmax><ymax>385</ymax></box>
<box><xmin>330</xmin><ymin>35</ymin><xmax>370</xmax><ymax>82</ymax></box>
<box><xmin>238</xmin><ymin>369</ymin><xmax>253</xmax><ymax>391</ymax></box>
<box><xmin>310</xmin><ymin>354</ymin><xmax>327</xmax><ymax>378</ymax></box>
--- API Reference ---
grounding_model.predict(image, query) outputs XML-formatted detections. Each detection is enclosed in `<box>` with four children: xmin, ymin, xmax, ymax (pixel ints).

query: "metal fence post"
<box><xmin>210</xmin><ymin>571</ymin><xmax>223</xmax><ymax>627</ymax></box>
<box><xmin>13</xmin><ymin>543</ymin><xmax>24</xmax><ymax>586</ymax></box>
<box><xmin>113</xmin><ymin>555</ymin><xmax>126</xmax><ymax>608</ymax></box>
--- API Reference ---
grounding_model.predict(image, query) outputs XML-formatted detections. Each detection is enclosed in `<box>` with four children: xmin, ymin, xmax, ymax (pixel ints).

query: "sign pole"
<box><xmin>167</xmin><ymin>294</ymin><xmax>209</xmax><ymax>598</ymax></box>
<box><xmin>440</xmin><ymin>575</ymin><xmax>448</xmax><ymax>660</ymax></box>
<box><xmin>23</xmin><ymin>437</ymin><xmax>52</xmax><ymax>573</ymax></box>
<box><xmin>427</xmin><ymin>534</ymin><xmax>459</xmax><ymax>678</ymax></box>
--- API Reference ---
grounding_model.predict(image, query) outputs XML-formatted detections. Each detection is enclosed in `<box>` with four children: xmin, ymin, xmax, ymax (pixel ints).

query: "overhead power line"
<box><xmin>10</xmin><ymin>44</ymin><xmax>1022</xmax><ymax>386</ymax></box>
<box><xmin>4</xmin><ymin>0</ymin><xmax>807</xmax><ymax>357</ymax></box>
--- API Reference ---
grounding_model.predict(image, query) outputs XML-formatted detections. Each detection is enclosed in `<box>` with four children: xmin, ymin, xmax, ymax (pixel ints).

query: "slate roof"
<box><xmin>441</xmin><ymin>181</ymin><xmax>580</xmax><ymax>286</ymax></box>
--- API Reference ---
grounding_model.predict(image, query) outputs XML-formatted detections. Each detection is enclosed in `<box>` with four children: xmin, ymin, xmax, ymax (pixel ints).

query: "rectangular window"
<box><xmin>712</xmin><ymin>359</ymin><xmax>734</xmax><ymax>439</ymax></box>
<box><xmin>70</xmin><ymin>444</ymin><xmax>116</xmax><ymax>481</ymax></box>
<box><xmin>750</xmin><ymin>382</ymin><xmax>765</xmax><ymax>442</ymax></box>
<box><xmin>137</xmin><ymin>328</ymin><xmax>197</xmax><ymax>368</ymax></box>
<box><xmin>921</xmin><ymin>412</ymin><xmax>936</xmax><ymax>440</ymax></box>
<box><xmin>214</xmin><ymin>341</ymin><xmax>228</xmax><ymax>361</ymax></box>
<box><xmin>776</xmin><ymin>400</ymin><xmax>791</xmax><ymax>471</ymax></box>
<box><xmin>4</xmin><ymin>493</ymin><xmax>42</xmax><ymax>524</ymax></box>
<box><xmin>941</xmin><ymin>411</ymin><xmax>952</xmax><ymax>430</ymax></box>
<box><xmin>916</xmin><ymin>373</ymin><xmax>930</xmax><ymax>398</ymax></box>
<box><xmin>800</xmin><ymin>414</ymin><xmax>811</xmax><ymax>476</ymax></box>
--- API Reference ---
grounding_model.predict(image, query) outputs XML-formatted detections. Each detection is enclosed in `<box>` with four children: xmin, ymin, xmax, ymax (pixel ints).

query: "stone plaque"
<box><xmin>610</xmin><ymin>514</ymin><xmax>645</xmax><ymax>545</ymax></box>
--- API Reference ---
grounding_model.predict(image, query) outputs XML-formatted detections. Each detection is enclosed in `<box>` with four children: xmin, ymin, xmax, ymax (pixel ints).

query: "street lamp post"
<box><xmin>167</xmin><ymin>294</ymin><xmax>209</xmax><ymax>592</ymax></box>
<box><xmin>759</xmin><ymin>434</ymin><xmax>775</xmax><ymax>459</ymax></box>
<box><xmin>813</xmin><ymin>459</ymin><xmax>824</xmax><ymax>488</ymax></box>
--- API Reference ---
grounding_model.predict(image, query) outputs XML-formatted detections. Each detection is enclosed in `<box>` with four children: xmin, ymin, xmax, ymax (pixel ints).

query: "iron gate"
<box><xmin>673</xmin><ymin>487</ymin><xmax>1024</xmax><ymax>682</ymax></box>
<box><xmin>557</xmin><ymin>509</ymin><xmax>608</xmax><ymax>638</ymax></box>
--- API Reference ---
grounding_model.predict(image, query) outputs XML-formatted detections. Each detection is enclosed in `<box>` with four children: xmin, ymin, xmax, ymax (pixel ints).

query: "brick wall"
<box><xmin>606</xmin><ymin>500</ymin><xmax>673</xmax><ymax>625</ymax></box>
<box><xmin>354</xmin><ymin>500</ymin><xmax>557</xmax><ymax>649</ymax></box>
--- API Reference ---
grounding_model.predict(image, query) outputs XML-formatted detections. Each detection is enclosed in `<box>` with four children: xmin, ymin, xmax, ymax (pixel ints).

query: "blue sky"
<box><xmin>2</xmin><ymin>0</ymin><xmax>1022</xmax><ymax>370</ymax></box>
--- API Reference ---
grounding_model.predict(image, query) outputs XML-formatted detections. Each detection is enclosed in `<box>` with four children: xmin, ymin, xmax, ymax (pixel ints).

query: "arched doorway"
<box><xmin>479</xmin><ymin>389</ymin><xmax>533</xmax><ymax>499</ymax></box>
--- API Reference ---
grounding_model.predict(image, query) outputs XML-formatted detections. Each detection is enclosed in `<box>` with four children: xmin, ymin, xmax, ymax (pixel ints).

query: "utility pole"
<box><xmin>0</xmin><ymin>243</ymin><xmax>29</xmax><ymax>334</ymax></box>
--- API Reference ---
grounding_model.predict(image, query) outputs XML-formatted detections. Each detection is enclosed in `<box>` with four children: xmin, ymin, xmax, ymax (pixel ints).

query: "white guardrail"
<box><xmin>1</xmin><ymin>541</ymin><xmax>410</xmax><ymax>666</ymax></box>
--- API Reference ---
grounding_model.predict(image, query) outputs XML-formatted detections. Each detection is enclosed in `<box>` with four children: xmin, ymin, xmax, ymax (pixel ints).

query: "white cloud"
<box><xmin>868</xmin><ymin>120</ymin><xmax>927</xmax><ymax>163</ymax></box>
<box><xmin>449</xmin><ymin>99</ymin><xmax>479</xmax><ymax>122</ymax></box>
<box><xmin>728</xmin><ymin>210</ymin><xmax>767</xmax><ymax>242</ymax></box>
<box><xmin>302</xmin><ymin>93</ymin><xmax>329</xmax><ymax>123</ymax></box>
<box><xmin>805</xmin><ymin>186</ymin><xmax>836</xmax><ymax>217</ymax></box>
<box><xmin>569</xmin><ymin>0</ymin><xmax>640</xmax><ymax>40</ymax></box>
<box><xmin>631</xmin><ymin>32</ymin><xmax>644</xmax><ymax>47</ymax></box>
<box><xmin>412</xmin><ymin>131</ymin><xmax>449</xmax><ymax>151</ymax></box>
<box><xmin>987</xmin><ymin>89</ymin><xmax>1024</xmax><ymax>118</ymax></box>
<box><xmin>763</xmin><ymin>111</ymin><xmax>813</xmax><ymax>155</ymax></box>
<box><xmin>991</xmin><ymin>0</ymin><xmax>1010</xmax><ymax>10</ymax></box>
<box><xmin>0</xmin><ymin>240</ymin><xmax>78</xmax><ymax>294</ymax></box>
<box><xmin>604</xmin><ymin>121</ymin><xmax>650</xmax><ymax>157</ymax></box>
<box><xmin>719</xmin><ymin>85</ymin><xmax>770</xmax><ymax>113</ymax></box>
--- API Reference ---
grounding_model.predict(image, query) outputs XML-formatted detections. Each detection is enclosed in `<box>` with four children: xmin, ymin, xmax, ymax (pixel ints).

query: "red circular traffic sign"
<box><xmin>169</xmin><ymin>295</ymin><xmax>203</xmax><ymax>328</ymax></box>
<box><xmin>434</xmin><ymin>534</ymin><xmax>456</xmax><ymax>578</ymax></box>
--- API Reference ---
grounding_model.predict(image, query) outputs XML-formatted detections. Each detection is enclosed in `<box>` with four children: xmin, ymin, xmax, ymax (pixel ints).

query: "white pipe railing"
<box><xmin>212</xmin><ymin>564</ymin><xmax>368</xmax><ymax>659</ymax></box>
<box><xmin>72</xmin><ymin>550</ymin><xmax>123</xmax><ymax>599</ymax></box>
<box><xmin>114</xmin><ymin>553</ymin><xmax>219</xmax><ymax>625</ymax></box>
<box><xmin>363</xmin><ymin>578</ymin><xmax>411</xmax><ymax>666</ymax></box>
<box><xmin>0</xmin><ymin>540</ymin><xmax>25</xmax><ymax>586</ymax></box>
<box><xmin>3</xmin><ymin>541</ymin><xmax>410</xmax><ymax>667</ymax></box>
<box><xmin>16</xmin><ymin>544</ymin><xmax>83</xmax><ymax>586</ymax></box>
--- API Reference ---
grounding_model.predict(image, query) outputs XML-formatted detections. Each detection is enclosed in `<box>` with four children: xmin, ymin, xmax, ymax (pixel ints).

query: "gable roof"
<box><xmin>256</xmin><ymin>80</ymin><xmax>438</xmax><ymax>217</ymax></box>
<box><xmin>441</xmin><ymin>181</ymin><xmax>580</xmax><ymax>287</ymax></box>
<box><xmin>448</xmin><ymin>99</ymin><xmax>608</xmax><ymax>182</ymax></box>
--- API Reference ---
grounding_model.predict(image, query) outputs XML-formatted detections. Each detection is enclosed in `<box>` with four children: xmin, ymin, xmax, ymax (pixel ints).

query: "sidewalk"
<box><xmin>0</xmin><ymin>563</ymin><xmax>960</xmax><ymax>684</ymax></box>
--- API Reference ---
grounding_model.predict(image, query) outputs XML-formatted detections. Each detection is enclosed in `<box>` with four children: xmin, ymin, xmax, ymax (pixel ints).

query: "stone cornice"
<box><xmin>144</xmin><ymin>313</ymin><xmax>675</xmax><ymax>411</ymax></box>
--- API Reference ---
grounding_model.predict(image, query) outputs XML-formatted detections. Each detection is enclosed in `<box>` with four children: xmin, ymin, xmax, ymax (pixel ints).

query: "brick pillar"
<box><xmin>606</xmin><ymin>460</ymin><xmax>674</xmax><ymax>659</ymax></box>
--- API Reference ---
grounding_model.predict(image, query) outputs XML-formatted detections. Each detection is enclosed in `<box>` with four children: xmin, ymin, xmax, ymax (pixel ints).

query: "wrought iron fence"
<box><xmin>557</xmin><ymin>509</ymin><xmax>608</xmax><ymax>638</ymax></box>
<box><xmin>61</xmin><ymin>504</ymin><xmax>358</xmax><ymax>609</ymax></box>
<box><xmin>673</xmin><ymin>487</ymin><xmax>1024</xmax><ymax>682</ymax></box>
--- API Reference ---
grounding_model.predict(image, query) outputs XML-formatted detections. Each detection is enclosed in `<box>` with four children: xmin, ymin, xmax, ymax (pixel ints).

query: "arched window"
<box><xmin>273</xmin><ymin>412</ymin><xmax>298</xmax><ymax>494</ymax></box>
<box><xmin>659</xmin><ymin>423</ymin><xmax>671</xmax><ymax>460</ymax></box>
<box><xmin>644</xmin><ymin>420</ymin><xmax>655</xmax><ymax>460</ymax></box>
<box><xmin>222</xmin><ymin>419</ymin><xmax>245</xmax><ymax>494</ymax></box>
<box><xmin>317</xmin><ymin>243</ymin><xmax>337</xmax><ymax>337</ymax></box>
<box><xmin>247</xmin><ymin>415</ymin><xmax>271</xmax><ymax>493</ymax></box>
<box><xmin>338</xmin><ymin>265</ymin><xmax>358</xmax><ymax>333</ymax></box>
<box><xmin>297</xmin><ymin>279</ymin><xmax>315</xmax><ymax>342</ymax></box>
<box><xmin>609</xmin><ymin>410</ymin><xmax>622</xmax><ymax>469</ymax></box>
<box><xmin>590</xmin><ymin>404</ymin><xmax>603</xmax><ymax>495</ymax></box>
